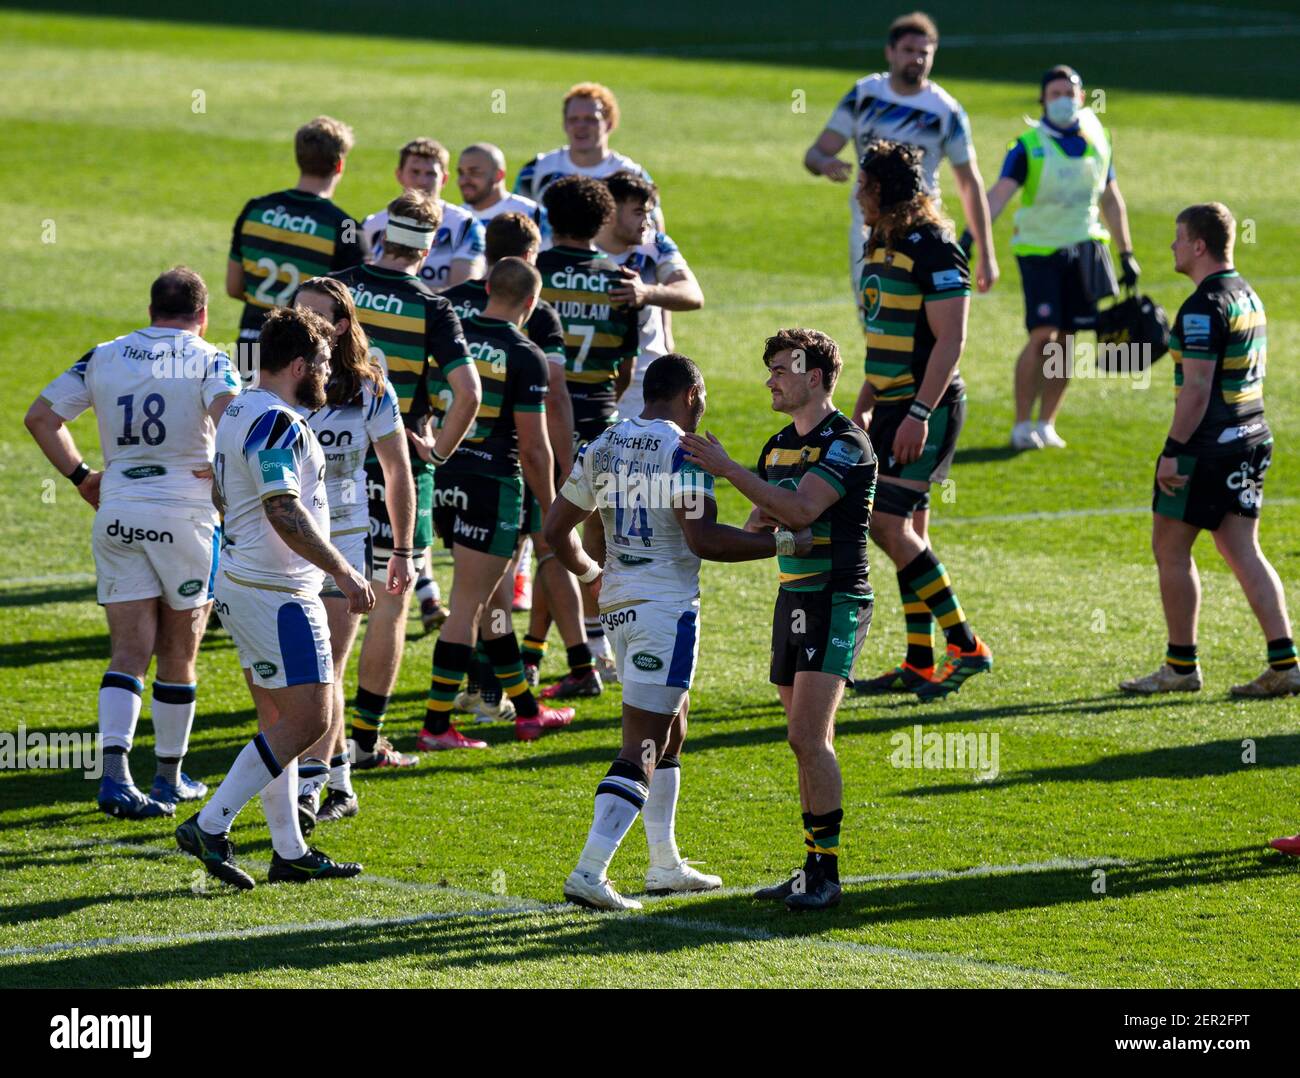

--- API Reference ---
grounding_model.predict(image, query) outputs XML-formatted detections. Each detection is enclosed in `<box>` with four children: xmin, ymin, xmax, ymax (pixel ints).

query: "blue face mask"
<box><xmin>1045</xmin><ymin>95</ymin><xmax>1080</xmax><ymax>127</ymax></box>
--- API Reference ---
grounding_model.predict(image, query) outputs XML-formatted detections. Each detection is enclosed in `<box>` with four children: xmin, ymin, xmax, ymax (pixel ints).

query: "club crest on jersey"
<box><xmin>862</xmin><ymin>274</ymin><xmax>882</xmax><ymax>320</ymax></box>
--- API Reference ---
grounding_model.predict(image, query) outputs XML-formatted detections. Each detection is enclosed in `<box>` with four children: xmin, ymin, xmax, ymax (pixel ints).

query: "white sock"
<box><xmin>99</xmin><ymin>671</ymin><xmax>143</xmax><ymax>754</ymax></box>
<box><xmin>415</xmin><ymin>562</ymin><xmax>439</xmax><ymax>605</ymax></box>
<box><xmin>297</xmin><ymin>757</ymin><xmax>328</xmax><ymax>801</ymax></box>
<box><xmin>151</xmin><ymin>681</ymin><xmax>196</xmax><ymax>775</ymax></box>
<box><xmin>261</xmin><ymin>758</ymin><xmax>309</xmax><ymax>860</ymax></box>
<box><xmin>328</xmin><ymin>751</ymin><xmax>354</xmax><ymax>796</ymax></box>
<box><xmin>1012</xmin><ymin>420</ymin><xmax>1033</xmax><ymax>436</ymax></box>
<box><xmin>643</xmin><ymin>762</ymin><xmax>682</xmax><ymax>869</ymax></box>
<box><xmin>517</xmin><ymin>538</ymin><xmax>533</xmax><ymax>578</ymax></box>
<box><xmin>198</xmin><ymin>733</ymin><xmax>280</xmax><ymax>834</ymax></box>
<box><xmin>576</xmin><ymin>765</ymin><xmax>648</xmax><ymax>878</ymax></box>
<box><xmin>584</xmin><ymin>618</ymin><xmax>611</xmax><ymax>661</ymax></box>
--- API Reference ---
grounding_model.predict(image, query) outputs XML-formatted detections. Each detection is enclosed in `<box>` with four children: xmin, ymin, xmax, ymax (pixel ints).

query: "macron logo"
<box><xmin>50</xmin><ymin>1010</ymin><xmax>151</xmax><ymax>1058</ymax></box>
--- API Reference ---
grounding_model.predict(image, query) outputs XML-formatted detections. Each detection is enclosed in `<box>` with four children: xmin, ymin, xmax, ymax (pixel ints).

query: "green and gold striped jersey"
<box><xmin>433</xmin><ymin>314</ymin><xmax>548</xmax><ymax>481</ymax></box>
<box><xmin>230</xmin><ymin>189</ymin><xmax>364</xmax><ymax>335</ymax></box>
<box><xmin>536</xmin><ymin>245</ymin><xmax>639</xmax><ymax>435</ymax></box>
<box><xmin>327</xmin><ymin>264</ymin><xmax>471</xmax><ymax>444</ymax></box>
<box><xmin>1170</xmin><ymin>270</ymin><xmax>1270</xmax><ymax>457</ymax></box>
<box><xmin>860</xmin><ymin>223</ymin><xmax>968</xmax><ymax>407</ymax></box>
<box><xmin>441</xmin><ymin>278</ymin><xmax>568</xmax><ymax>362</ymax></box>
<box><xmin>757</xmin><ymin>410</ymin><xmax>876</xmax><ymax>595</ymax></box>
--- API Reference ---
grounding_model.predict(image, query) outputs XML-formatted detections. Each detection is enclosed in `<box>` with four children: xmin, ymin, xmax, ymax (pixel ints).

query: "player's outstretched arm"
<box><xmin>681</xmin><ymin>431</ymin><xmax>840</xmax><ymax>530</ymax></box>
<box><xmin>263</xmin><ymin>493</ymin><xmax>375</xmax><ymax>613</ymax></box>
<box><xmin>24</xmin><ymin>398</ymin><xmax>101</xmax><ymax>508</ymax></box>
<box><xmin>674</xmin><ymin>498</ymin><xmax>810</xmax><ymax>562</ymax></box>
<box><xmin>804</xmin><ymin>129</ymin><xmax>852</xmax><ymax>181</ymax></box>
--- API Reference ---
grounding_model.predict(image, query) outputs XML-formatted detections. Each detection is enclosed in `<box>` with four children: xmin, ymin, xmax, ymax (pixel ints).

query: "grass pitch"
<box><xmin>1</xmin><ymin>4</ymin><xmax>1299</xmax><ymax>988</ymax></box>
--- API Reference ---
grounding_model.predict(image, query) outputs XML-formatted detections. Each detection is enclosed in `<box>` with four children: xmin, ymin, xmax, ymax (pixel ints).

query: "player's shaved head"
<box><xmin>643</xmin><ymin>352</ymin><xmax>703</xmax><ymax>404</ymax></box>
<box><xmin>485</xmin><ymin>212</ymin><xmax>541</xmax><ymax>265</ymax></box>
<box><xmin>486</xmin><ymin>257</ymin><xmax>541</xmax><ymax>308</ymax></box>
<box><xmin>150</xmin><ymin>266</ymin><xmax>207</xmax><ymax>319</ymax></box>
<box><xmin>461</xmin><ymin>142</ymin><xmax>506</xmax><ymax>173</ymax></box>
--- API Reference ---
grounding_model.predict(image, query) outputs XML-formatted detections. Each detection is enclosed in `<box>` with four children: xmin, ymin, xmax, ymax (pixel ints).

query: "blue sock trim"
<box><xmin>152</xmin><ymin>681</ymin><xmax>197</xmax><ymax>704</ymax></box>
<box><xmin>252</xmin><ymin>732</ymin><xmax>282</xmax><ymax>779</ymax></box>
<box><xmin>102</xmin><ymin>671</ymin><xmax>143</xmax><ymax>695</ymax></box>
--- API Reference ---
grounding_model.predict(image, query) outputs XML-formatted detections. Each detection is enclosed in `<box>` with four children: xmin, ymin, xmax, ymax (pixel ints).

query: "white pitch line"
<box><xmin>0</xmin><ymin>903</ymin><xmax>556</xmax><ymax>960</ymax></box>
<box><xmin>11</xmin><ymin>839</ymin><xmax>1111</xmax><ymax>978</ymax></box>
<box><xmin>636</xmin><ymin>855</ymin><xmax>1126</xmax><ymax>906</ymax></box>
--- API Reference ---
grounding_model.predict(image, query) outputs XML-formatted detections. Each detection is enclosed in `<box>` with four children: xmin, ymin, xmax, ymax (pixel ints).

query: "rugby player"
<box><xmin>850</xmin><ymin>140</ymin><xmax>992</xmax><ymax>701</ymax></box>
<box><xmin>547</xmin><ymin>353</ymin><xmax>811</xmax><ymax>910</ymax></box>
<box><xmin>682</xmin><ymin>330</ymin><xmax>874</xmax><ymax>912</ymax></box>
<box><xmin>176</xmin><ymin>307</ymin><xmax>371</xmax><ymax>889</ymax></box>
<box><xmin>292</xmin><ymin>278</ymin><xmax>415</xmax><ymax>827</ymax></box>
<box><xmin>595</xmin><ymin>171</ymin><xmax>704</xmax><ymax>421</ymax></box>
<box><xmin>1121</xmin><ymin>204</ymin><xmax>1298</xmax><ymax>709</ymax></box>
<box><xmin>515</xmin><ymin>82</ymin><xmax>661</xmax><ymax>227</ymax></box>
<box><xmin>457</xmin><ymin>142</ymin><xmax>548</xmax><ymax>239</ymax></box>
<box><xmin>417</xmin><ymin>258</ymin><xmax>576</xmax><ymax>747</ymax></box>
<box><xmin>329</xmin><ymin>190</ymin><xmax>480</xmax><ymax>765</ymax></box>
<box><xmin>24</xmin><ymin>268</ymin><xmax>238</xmax><ymax>819</ymax></box>
<box><xmin>533</xmin><ymin>175</ymin><xmax>640</xmax><ymax>683</ymax></box>
<box><xmin>443</xmin><ymin>213</ymin><xmax>598</xmax><ymax>706</ymax></box>
<box><xmin>361</xmin><ymin>138</ymin><xmax>485</xmax><ymax>292</ymax></box>
<box><xmin>803</xmin><ymin>12</ymin><xmax>997</xmax><ymax>305</ymax></box>
<box><xmin>227</xmin><ymin>116</ymin><xmax>363</xmax><ymax>351</ymax></box>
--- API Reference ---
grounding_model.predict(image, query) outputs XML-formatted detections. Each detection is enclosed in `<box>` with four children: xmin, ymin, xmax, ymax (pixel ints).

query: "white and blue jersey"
<box><xmin>361</xmin><ymin>200</ymin><xmax>486</xmax><ymax>291</ymax></box>
<box><xmin>213</xmin><ymin>388</ymin><xmax>329</xmax><ymax>593</ymax></box>
<box><xmin>467</xmin><ymin>192</ymin><xmax>552</xmax><ymax>247</ymax></box>
<box><xmin>825</xmin><ymin>72</ymin><xmax>973</xmax><ymax>197</ymax></box>
<box><xmin>513</xmin><ymin>147</ymin><xmax>654</xmax><ymax>206</ymax></box>
<box><xmin>300</xmin><ymin>378</ymin><xmax>401</xmax><ymax>539</ymax></box>
<box><xmin>39</xmin><ymin>328</ymin><xmax>239</xmax><ymax>510</ymax></box>
<box><xmin>560</xmin><ymin>416</ymin><xmax>713</xmax><ymax>609</ymax></box>
<box><xmin>604</xmin><ymin>232</ymin><xmax>691</xmax><ymax>419</ymax></box>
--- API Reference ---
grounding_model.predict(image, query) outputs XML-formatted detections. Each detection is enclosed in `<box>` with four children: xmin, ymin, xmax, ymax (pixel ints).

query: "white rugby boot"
<box><xmin>1230</xmin><ymin>666</ymin><xmax>1300</xmax><ymax>698</ymax></box>
<box><xmin>1119</xmin><ymin>663</ymin><xmax>1203</xmax><ymax>694</ymax></box>
<box><xmin>563</xmin><ymin>869</ymin><xmax>642</xmax><ymax>911</ymax></box>
<box><xmin>645</xmin><ymin>860</ymin><xmax>723</xmax><ymax>895</ymax></box>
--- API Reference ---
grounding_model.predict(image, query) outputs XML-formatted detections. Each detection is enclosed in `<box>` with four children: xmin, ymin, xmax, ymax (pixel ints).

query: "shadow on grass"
<box><xmin>899</xmin><ymin>733</ymin><xmax>1300</xmax><ymax>796</ymax></box>
<box><xmin>4</xmin><ymin>844</ymin><xmax>1289</xmax><ymax>987</ymax></box>
<box><xmin>0</xmin><ymin>584</ymin><xmax>97</xmax><ymax>610</ymax></box>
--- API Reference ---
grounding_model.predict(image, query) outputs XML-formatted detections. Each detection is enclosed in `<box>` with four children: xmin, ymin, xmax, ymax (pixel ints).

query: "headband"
<box><xmin>386</xmin><ymin>213</ymin><xmax>436</xmax><ymax>248</ymax></box>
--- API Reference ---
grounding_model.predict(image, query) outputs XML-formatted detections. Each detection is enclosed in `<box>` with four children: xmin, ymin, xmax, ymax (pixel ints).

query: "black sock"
<box><xmin>425</xmin><ymin>640</ymin><xmax>473</xmax><ymax>735</ymax></box>
<box><xmin>482</xmin><ymin>633</ymin><xmax>537</xmax><ymax>718</ymax></box>
<box><xmin>567</xmin><ymin>642</ymin><xmax>594</xmax><ymax>678</ymax></box>
<box><xmin>802</xmin><ymin>808</ymin><xmax>843</xmax><ymax>884</ymax></box>
<box><xmin>1267</xmin><ymin>636</ymin><xmax>1297</xmax><ymax>671</ymax></box>
<box><xmin>350</xmin><ymin>686</ymin><xmax>389</xmax><ymax>752</ymax></box>
<box><xmin>1166</xmin><ymin>641</ymin><xmax>1199</xmax><ymax>676</ymax></box>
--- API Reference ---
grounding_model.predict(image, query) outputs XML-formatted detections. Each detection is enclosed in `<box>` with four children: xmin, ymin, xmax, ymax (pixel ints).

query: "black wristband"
<box><xmin>67</xmin><ymin>461</ymin><xmax>90</xmax><ymax>486</ymax></box>
<box><xmin>908</xmin><ymin>400</ymin><xmax>933</xmax><ymax>421</ymax></box>
<box><xmin>429</xmin><ymin>448</ymin><xmax>450</xmax><ymax>467</ymax></box>
<box><xmin>1162</xmin><ymin>437</ymin><xmax>1188</xmax><ymax>458</ymax></box>
<box><xmin>392</xmin><ymin>548</ymin><xmax>414</xmax><ymax>558</ymax></box>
